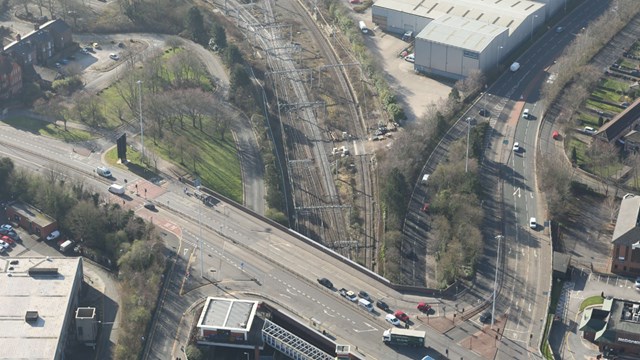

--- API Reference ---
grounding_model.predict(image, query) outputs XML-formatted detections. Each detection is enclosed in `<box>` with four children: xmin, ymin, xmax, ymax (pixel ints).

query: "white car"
<box><xmin>0</xmin><ymin>224</ymin><xmax>13</xmax><ymax>231</ymax></box>
<box><xmin>404</xmin><ymin>53</ymin><xmax>415</xmax><ymax>63</ymax></box>
<box><xmin>385</xmin><ymin>314</ymin><xmax>401</xmax><ymax>326</ymax></box>
<box><xmin>0</xmin><ymin>240</ymin><xmax>9</xmax><ymax>249</ymax></box>
<box><xmin>529</xmin><ymin>217</ymin><xmax>537</xmax><ymax>229</ymax></box>
<box><xmin>46</xmin><ymin>230</ymin><xmax>61</xmax><ymax>241</ymax></box>
<box><xmin>345</xmin><ymin>290</ymin><xmax>357</xmax><ymax>302</ymax></box>
<box><xmin>109</xmin><ymin>53</ymin><xmax>120</xmax><ymax>60</ymax></box>
<box><xmin>513</xmin><ymin>142</ymin><xmax>520</xmax><ymax>152</ymax></box>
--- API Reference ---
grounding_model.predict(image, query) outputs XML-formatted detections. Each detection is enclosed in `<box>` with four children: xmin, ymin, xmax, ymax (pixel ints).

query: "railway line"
<box><xmin>215</xmin><ymin>0</ymin><xmax>378</xmax><ymax>265</ymax></box>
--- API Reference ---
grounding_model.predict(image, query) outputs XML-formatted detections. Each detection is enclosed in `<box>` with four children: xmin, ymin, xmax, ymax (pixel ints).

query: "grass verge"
<box><xmin>579</xmin><ymin>295</ymin><xmax>604</xmax><ymax>312</ymax></box>
<box><xmin>105</xmin><ymin>146</ymin><xmax>160</xmax><ymax>181</ymax></box>
<box><xmin>1</xmin><ymin>116</ymin><xmax>95</xmax><ymax>142</ymax></box>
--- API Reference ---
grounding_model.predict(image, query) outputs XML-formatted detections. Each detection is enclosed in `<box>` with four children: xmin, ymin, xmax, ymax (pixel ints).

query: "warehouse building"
<box><xmin>372</xmin><ymin>0</ymin><xmax>552</xmax><ymax>79</ymax></box>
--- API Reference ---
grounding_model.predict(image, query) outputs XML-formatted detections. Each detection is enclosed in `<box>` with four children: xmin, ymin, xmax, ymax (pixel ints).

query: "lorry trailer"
<box><xmin>382</xmin><ymin>328</ymin><xmax>426</xmax><ymax>347</ymax></box>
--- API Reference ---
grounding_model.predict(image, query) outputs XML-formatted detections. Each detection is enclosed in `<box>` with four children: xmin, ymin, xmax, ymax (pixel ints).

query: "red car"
<box><xmin>394</xmin><ymin>310</ymin><xmax>409</xmax><ymax>322</ymax></box>
<box><xmin>417</xmin><ymin>302</ymin><xmax>432</xmax><ymax>312</ymax></box>
<box><xmin>421</xmin><ymin>203</ymin><xmax>430</xmax><ymax>213</ymax></box>
<box><xmin>0</xmin><ymin>235</ymin><xmax>14</xmax><ymax>246</ymax></box>
<box><xmin>552</xmin><ymin>130</ymin><xmax>560</xmax><ymax>140</ymax></box>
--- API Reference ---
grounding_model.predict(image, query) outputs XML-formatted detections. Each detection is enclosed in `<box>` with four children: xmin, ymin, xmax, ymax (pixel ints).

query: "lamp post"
<box><xmin>492</xmin><ymin>235</ymin><xmax>504</xmax><ymax>328</ymax></box>
<box><xmin>497</xmin><ymin>45</ymin><xmax>503</xmax><ymax>69</ymax></box>
<box><xmin>137</xmin><ymin>80</ymin><xmax>144</xmax><ymax>160</ymax></box>
<box><xmin>465</xmin><ymin>117</ymin><xmax>476</xmax><ymax>173</ymax></box>
<box><xmin>530</xmin><ymin>14</ymin><xmax>538</xmax><ymax>41</ymax></box>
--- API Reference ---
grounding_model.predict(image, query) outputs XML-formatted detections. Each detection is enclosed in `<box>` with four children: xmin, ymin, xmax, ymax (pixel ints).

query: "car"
<box><xmin>46</xmin><ymin>230</ymin><xmax>61</xmax><ymax>241</ymax></box>
<box><xmin>349</xmin><ymin>0</ymin><xmax>360</xmax><ymax>3</ymax></box>
<box><xmin>552</xmin><ymin>130</ymin><xmax>560</xmax><ymax>140</ymax></box>
<box><xmin>118</xmin><ymin>42</ymin><xmax>125</xmax><ymax>48</ymax></box>
<box><xmin>420</xmin><ymin>203</ymin><xmax>429</xmax><ymax>213</ymax></box>
<box><xmin>479</xmin><ymin>311</ymin><xmax>492</xmax><ymax>323</ymax></box>
<box><xmin>1</xmin><ymin>236</ymin><xmax>15</xmax><ymax>246</ymax></box>
<box><xmin>513</xmin><ymin>142</ymin><xmax>520</xmax><ymax>152</ymax></box>
<box><xmin>317</xmin><ymin>278</ymin><xmax>333</xmax><ymax>289</ymax></box>
<box><xmin>404</xmin><ymin>53</ymin><xmax>415</xmax><ymax>63</ymax></box>
<box><xmin>1</xmin><ymin>224</ymin><xmax>13</xmax><ymax>231</ymax></box>
<box><xmin>0</xmin><ymin>229</ymin><xmax>18</xmax><ymax>239</ymax></box>
<box><xmin>81</xmin><ymin>48</ymin><xmax>89</xmax><ymax>54</ymax></box>
<box><xmin>417</xmin><ymin>302</ymin><xmax>432</xmax><ymax>312</ymax></box>
<box><xmin>376</xmin><ymin>300</ymin><xmax>390</xmax><ymax>312</ymax></box>
<box><xmin>385</xmin><ymin>314</ymin><xmax>401</xmax><ymax>326</ymax></box>
<box><xmin>621</xmin><ymin>102</ymin><xmax>630</xmax><ymax>108</ymax></box>
<box><xmin>96</xmin><ymin>166</ymin><xmax>112</xmax><ymax>178</ymax></box>
<box><xmin>60</xmin><ymin>59</ymin><xmax>69</xmax><ymax>64</ymax></box>
<box><xmin>358</xmin><ymin>290</ymin><xmax>371</xmax><ymax>301</ymax></box>
<box><xmin>584</xmin><ymin>126</ymin><xmax>596</xmax><ymax>135</ymax></box>
<box><xmin>478</xmin><ymin>108</ymin><xmax>490</xmax><ymax>117</ymax></box>
<box><xmin>395</xmin><ymin>310</ymin><xmax>409</xmax><ymax>322</ymax></box>
<box><xmin>345</xmin><ymin>290</ymin><xmax>358</xmax><ymax>302</ymax></box>
<box><xmin>92</xmin><ymin>42</ymin><xmax>101</xmax><ymax>49</ymax></box>
<box><xmin>529</xmin><ymin>217</ymin><xmax>537</xmax><ymax>229</ymax></box>
<box><xmin>522</xmin><ymin>109</ymin><xmax>530</xmax><ymax>119</ymax></box>
<box><xmin>635</xmin><ymin>277</ymin><xmax>640</xmax><ymax>289</ymax></box>
<box><xmin>0</xmin><ymin>240</ymin><xmax>9</xmax><ymax>249</ymax></box>
<box><xmin>55</xmin><ymin>62</ymin><xmax>61</xmax><ymax>68</ymax></box>
<box><xmin>109</xmin><ymin>53</ymin><xmax>120</xmax><ymax>60</ymax></box>
<box><xmin>555</xmin><ymin>26</ymin><xmax>564</xmax><ymax>33</ymax></box>
<box><xmin>143</xmin><ymin>202</ymin><xmax>156</xmax><ymax>210</ymax></box>
<box><xmin>339</xmin><ymin>288</ymin><xmax>348</xmax><ymax>297</ymax></box>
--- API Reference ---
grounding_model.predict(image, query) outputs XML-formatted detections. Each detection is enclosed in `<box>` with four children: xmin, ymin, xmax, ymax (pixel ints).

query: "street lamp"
<box><xmin>497</xmin><ymin>45</ymin><xmax>503</xmax><ymax>69</ymax></box>
<box><xmin>137</xmin><ymin>80</ymin><xmax>144</xmax><ymax>160</ymax></box>
<box><xmin>492</xmin><ymin>235</ymin><xmax>503</xmax><ymax>328</ymax></box>
<box><xmin>465</xmin><ymin>117</ymin><xmax>476</xmax><ymax>173</ymax></box>
<box><xmin>530</xmin><ymin>14</ymin><xmax>539</xmax><ymax>41</ymax></box>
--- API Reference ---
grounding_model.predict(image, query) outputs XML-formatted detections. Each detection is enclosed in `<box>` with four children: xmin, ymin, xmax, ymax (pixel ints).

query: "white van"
<box><xmin>108</xmin><ymin>184</ymin><xmax>125</xmax><ymax>195</ymax></box>
<box><xmin>359</xmin><ymin>21</ymin><xmax>369</xmax><ymax>34</ymax></box>
<box><xmin>421</xmin><ymin>174</ymin><xmax>430</xmax><ymax>185</ymax></box>
<box><xmin>358</xmin><ymin>298</ymin><xmax>374</xmax><ymax>312</ymax></box>
<box><xmin>96</xmin><ymin>166</ymin><xmax>112</xmax><ymax>178</ymax></box>
<box><xmin>510</xmin><ymin>62</ymin><xmax>520</xmax><ymax>72</ymax></box>
<box><xmin>522</xmin><ymin>109</ymin><xmax>530</xmax><ymax>119</ymax></box>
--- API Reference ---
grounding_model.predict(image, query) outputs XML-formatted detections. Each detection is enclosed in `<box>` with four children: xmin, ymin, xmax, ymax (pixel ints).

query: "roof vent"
<box><xmin>25</xmin><ymin>311</ymin><xmax>39</xmax><ymax>323</ymax></box>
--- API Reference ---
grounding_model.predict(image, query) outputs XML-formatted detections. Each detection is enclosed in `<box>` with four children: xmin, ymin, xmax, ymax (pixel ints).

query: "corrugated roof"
<box><xmin>373</xmin><ymin>0</ymin><xmax>543</xmax><ymax>33</ymax></box>
<box><xmin>416</xmin><ymin>14</ymin><xmax>505</xmax><ymax>52</ymax></box>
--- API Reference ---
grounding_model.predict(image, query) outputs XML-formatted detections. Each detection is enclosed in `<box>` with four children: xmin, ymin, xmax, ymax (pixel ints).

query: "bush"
<box><xmin>52</xmin><ymin>76</ymin><xmax>83</xmax><ymax>95</ymax></box>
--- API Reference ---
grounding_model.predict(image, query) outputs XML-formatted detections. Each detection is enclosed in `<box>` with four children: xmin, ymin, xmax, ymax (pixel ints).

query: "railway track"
<box><xmin>215</xmin><ymin>0</ymin><xmax>379</xmax><ymax>264</ymax></box>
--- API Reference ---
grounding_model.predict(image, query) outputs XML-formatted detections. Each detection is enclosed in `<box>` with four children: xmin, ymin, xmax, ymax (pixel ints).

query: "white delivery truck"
<box><xmin>359</xmin><ymin>21</ymin><xmax>369</xmax><ymax>34</ymax></box>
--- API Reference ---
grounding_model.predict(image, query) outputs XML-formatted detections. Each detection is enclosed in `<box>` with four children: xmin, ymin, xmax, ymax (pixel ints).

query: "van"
<box><xmin>510</xmin><ymin>62</ymin><xmax>520</xmax><ymax>72</ymax></box>
<box><xmin>421</xmin><ymin>174</ymin><xmax>430</xmax><ymax>185</ymax></box>
<box><xmin>59</xmin><ymin>240</ymin><xmax>74</xmax><ymax>252</ymax></box>
<box><xmin>96</xmin><ymin>166</ymin><xmax>112</xmax><ymax>178</ymax></box>
<box><xmin>404</xmin><ymin>53</ymin><xmax>415</xmax><ymax>63</ymax></box>
<box><xmin>358</xmin><ymin>298</ymin><xmax>374</xmax><ymax>312</ymax></box>
<box><xmin>584</xmin><ymin>126</ymin><xmax>596</xmax><ymax>135</ymax></box>
<box><xmin>522</xmin><ymin>109</ymin><xmax>530</xmax><ymax>119</ymax></box>
<box><xmin>108</xmin><ymin>184</ymin><xmax>125</xmax><ymax>195</ymax></box>
<box><xmin>358</xmin><ymin>21</ymin><xmax>369</xmax><ymax>34</ymax></box>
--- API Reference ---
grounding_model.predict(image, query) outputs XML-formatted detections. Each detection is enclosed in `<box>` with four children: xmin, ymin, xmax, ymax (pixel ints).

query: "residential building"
<box><xmin>0</xmin><ymin>53</ymin><xmax>22</xmax><ymax>99</ymax></box>
<box><xmin>596</xmin><ymin>98</ymin><xmax>640</xmax><ymax>144</ymax></box>
<box><xmin>611</xmin><ymin>195</ymin><xmax>640</xmax><ymax>275</ymax></box>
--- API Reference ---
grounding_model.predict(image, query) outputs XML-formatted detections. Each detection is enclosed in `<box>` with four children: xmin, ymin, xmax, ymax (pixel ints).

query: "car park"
<box><xmin>46</xmin><ymin>230</ymin><xmax>61</xmax><ymax>241</ymax></box>
<box><xmin>358</xmin><ymin>290</ymin><xmax>371</xmax><ymax>301</ymax></box>
<box><xmin>479</xmin><ymin>311</ymin><xmax>492</xmax><ymax>323</ymax></box>
<box><xmin>0</xmin><ymin>240</ymin><xmax>9</xmax><ymax>249</ymax></box>
<box><xmin>345</xmin><ymin>290</ymin><xmax>358</xmax><ymax>302</ymax></box>
<box><xmin>317</xmin><ymin>278</ymin><xmax>333</xmax><ymax>288</ymax></box>
<box><xmin>1</xmin><ymin>236</ymin><xmax>15</xmax><ymax>246</ymax></box>
<box><xmin>376</xmin><ymin>300</ymin><xmax>390</xmax><ymax>312</ymax></box>
<box><xmin>513</xmin><ymin>142</ymin><xmax>520</xmax><ymax>152</ymax></box>
<box><xmin>395</xmin><ymin>310</ymin><xmax>409</xmax><ymax>322</ymax></box>
<box><xmin>385</xmin><ymin>314</ymin><xmax>401</xmax><ymax>326</ymax></box>
<box><xmin>529</xmin><ymin>217</ymin><xmax>537</xmax><ymax>229</ymax></box>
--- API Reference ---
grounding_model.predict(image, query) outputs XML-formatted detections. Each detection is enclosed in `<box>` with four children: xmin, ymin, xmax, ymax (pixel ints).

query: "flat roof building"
<box><xmin>196</xmin><ymin>297</ymin><xmax>261</xmax><ymax>347</ymax></box>
<box><xmin>580</xmin><ymin>297</ymin><xmax>640</xmax><ymax>358</ymax></box>
<box><xmin>0</xmin><ymin>257</ymin><xmax>84</xmax><ymax>359</ymax></box>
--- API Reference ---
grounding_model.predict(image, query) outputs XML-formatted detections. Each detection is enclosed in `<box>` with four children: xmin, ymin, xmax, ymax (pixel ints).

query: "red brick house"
<box><xmin>6</xmin><ymin>202</ymin><xmax>58</xmax><ymax>240</ymax></box>
<box><xmin>0</xmin><ymin>54</ymin><xmax>22</xmax><ymax>100</ymax></box>
<box><xmin>611</xmin><ymin>195</ymin><xmax>640</xmax><ymax>275</ymax></box>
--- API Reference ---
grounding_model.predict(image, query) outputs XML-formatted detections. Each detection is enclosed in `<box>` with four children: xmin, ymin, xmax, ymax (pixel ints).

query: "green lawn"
<box><xmin>580</xmin><ymin>295</ymin><xmax>604</xmax><ymax>312</ymax></box>
<box><xmin>586</xmin><ymin>99</ymin><xmax>623</xmax><ymax>114</ymax></box>
<box><xmin>592</xmin><ymin>86</ymin><xmax>624</xmax><ymax>104</ymax></box>
<box><xmin>1</xmin><ymin>116</ymin><xmax>95</xmax><ymax>142</ymax></box>
<box><xmin>566</xmin><ymin>137</ymin><xmax>588</xmax><ymax>166</ymax></box>
<box><xmin>105</xmin><ymin>146</ymin><xmax>160</xmax><ymax>181</ymax></box>
<box><xmin>577</xmin><ymin>112</ymin><xmax>600</xmax><ymax>128</ymax></box>
<box><xmin>601</xmin><ymin>77</ymin><xmax>629</xmax><ymax>93</ymax></box>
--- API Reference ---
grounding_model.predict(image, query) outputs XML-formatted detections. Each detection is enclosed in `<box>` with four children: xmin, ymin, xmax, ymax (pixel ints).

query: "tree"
<box><xmin>223</xmin><ymin>44</ymin><xmax>243</xmax><ymax>67</ymax></box>
<box><xmin>571</xmin><ymin>146</ymin><xmax>578</xmax><ymax>164</ymax></box>
<box><xmin>380</xmin><ymin>168</ymin><xmax>408</xmax><ymax>229</ymax></box>
<box><xmin>211</xmin><ymin>23</ymin><xmax>227</xmax><ymax>49</ymax></box>
<box><xmin>230</xmin><ymin>64</ymin><xmax>250</xmax><ymax>89</ymax></box>
<box><xmin>185</xmin><ymin>7</ymin><xmax>207</xmax><ymax>45</ymax></box>
<box><xmin>0</xmin><ymin>157</ymin><xmax>14</xmax><ymax>198</ymax></box>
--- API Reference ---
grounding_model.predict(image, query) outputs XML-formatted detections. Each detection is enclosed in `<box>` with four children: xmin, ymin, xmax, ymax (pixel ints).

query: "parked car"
<box><xmin>421</xmin><ymin>203</ymin><xmax>429</xmax><ymax>213</ymax></box>
<box><xmin>552</xmin><ymin>130</ymin><xmax>560</xmax><ymax>140</ymax></box>
<box><xmin>317</xmin><ymin>278</ymin><xmax>333</xmax><ymax>289</ymax></box>
<box><xmin>394</xmin><ymin>310</ymin><xmax>409</xmax><ymax>322</ymax></box>
<box><xmin>46</xmin><ymin>230</ymin><xmax>61</xmax><ymax>241</ymax></box>
<box><xmin>404</xmin><ymin>53</ymin><xmax>415</xmax><ymax>63</ymax></box>
<box><xmin>385</xmin><ymin>314</ymin><xmax>401</xmax><ymax>326</ymax></box>
<box><xmin>513</xmin><ymin>142</ymin><xmax>520</xmax><ymax>152</ymax></box>
<box><xmin>0</xmin><ymin>240</ymin><xmax>9</xmax><ymax>249</ymax></box>
<box><xmin>0</xmin><ymin>228</ymin><xmax>18</xmax><ymax>239</ymax></box>
<box><xmin>345</xmin><ymin>290</ymin><xmax>358</xmax><ymax>302</ymax></box>
<box><xmin>358</xmin><ymin>290</ymin><xmax>371</xmax><ymax>301</ymax></box>
<box><xmin>109</xmin><ymin>53</ymin><xmax>120</xmax><ymax>60</ymax></box>
<box><xmin>339</xmin><ymin>288</ymin><xmax>348</xmax><ymax>297</ymax></box>
<box><xmin>143</xmin><ymin>202</ymin><xmax>156</xmax><ymax>211</ymax></box>
<box><xmin>478</xmin><ymin>108</ymin><xmax>490</xmax><ymax>117</ymax></box>
<box><xmin>479</xmin><ymin>311</ymin><xmax>492</xmax><ymax>323</ymax></box>
<box><xmin>555</xmin><ymin>26</ymin><xmax>564</xmax><ymax>33</ymax></box>
<box><xmin>529</xmin><ymin>217</ymin><xmax>537</xmax><ymax>229</ymax></box>
<box><xmin>1</xmin><ymin>235</ymin><xmax>15</xmax><ymax>246</ymax></box>
<box><xmin>584</xmin><ymin>126</ymin><xmax>596</xmax><ymax>135</ymax></box>
<box><xmin>376</xmin><ymin>300</ymin><xmax>390</xmax><ymax>312</ymax></box>
<box><xmin>417</xmin><ymin>302</ymin><xmax>432</xmax><ymax>313</ymax></box>
<box><xmin>1</xmin><ymin>224</ymin><xmax>13</xmax><ymax>231</ymax></box>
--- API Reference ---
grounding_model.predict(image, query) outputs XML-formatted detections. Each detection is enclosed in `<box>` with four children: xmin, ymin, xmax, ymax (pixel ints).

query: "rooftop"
<box><xmin>597</xmin><ymin>299</ymin><xmax>640</xmax><ymax>344</ymax></box>
<box><xmin>374</xmin><ymin>0</ymin><xmax>544</xmax><ymax>34</ymax></box>
<box><xmin>197</xmin><ymin>297</ymin><xmax>259</xmax><ymax>332</ymax></box>
<box><xmin>10</xmin><ymin>202</ymin><xmax>56</xmax><ymax>227</ymax></box>
<box><xmin>0</xmin><ymin>257</ymin><xmax>83</xmax><ymax>359</ymax></box>
<box><xmin>612</xmin><ymin>195</ymin><xmax>640</xmax><ymax>245</ymax></box>
<box><xmin>416</xmin><ymin>14</ymin><xmax>507</xmax><ymax>52</ymax></box>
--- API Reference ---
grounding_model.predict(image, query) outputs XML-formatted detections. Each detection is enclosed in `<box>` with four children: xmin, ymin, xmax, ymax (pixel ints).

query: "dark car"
<box><xmin>478</xmin><ymin>108</ymin><xmax>490</xmax><ymax>117</ymax></box>
<box><xmin>317</xmin><ymin>278</ymin><xmax>333</xmax><ymax>289</ymax></box>
<box><xmin>376</xmin><ymin>300</ymin><xmax>390</xmax><ymax>312</ymax></box>
<box><xmin>144</xmin><ymin>202</ymin><xmax>157</xmax><ymax>211</ymax></box>
<box><xmin>0</xmin><ymin>228</ymin><xmax>18</xmax><ymax>240</ymax></box>
<box><xmin>358</xmin><ymin>290</ymin><xmax>371</xmax><ymax>301</ymax></box>
<box><xmin>339</xmin><ymin>288</ymin><xmax>348</xmax><ymax>297</ymax></box>
<box><xmin>479</xmin><ymin>311</ymin><xmax>492</xmax><ymax>323</ymax></box>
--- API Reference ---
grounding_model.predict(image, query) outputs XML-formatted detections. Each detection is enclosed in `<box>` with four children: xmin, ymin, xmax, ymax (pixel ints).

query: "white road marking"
<box><xmin>323</xmin><ymin>309</ymin><xmax>335</xmax><ymax>317</ymax></box>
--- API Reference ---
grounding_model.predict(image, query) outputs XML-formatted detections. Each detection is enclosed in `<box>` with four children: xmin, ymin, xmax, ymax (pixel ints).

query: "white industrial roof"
<box><xmin>374</xmin><ymin>0</ymin><xmax>544</xmax><ymax>33</ymax></box>
<box><xmin>417</xmin><ymin>14</ymin><xmax>507</xmax><ymax>52</ymax></box>
<box><xmin>0</xmin><ymin>257</ymin><xmax>82</xmax><ymax>359</ymax></box>
<box><xmin>197</xmin><ymin>297</ymin><xmax>259</xmax><ymax>332</ymax></box>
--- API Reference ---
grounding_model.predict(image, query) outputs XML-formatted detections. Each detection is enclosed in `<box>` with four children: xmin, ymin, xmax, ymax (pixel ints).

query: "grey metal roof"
<box><xmin>373</xmin><ymin>0</ymin><xmax>543</xmax><ymax>33</ymax></box>
<box><xmin>612</xmin><ymin>195</ymin><xmax>640</xmax><ymax>245</ymax></box>
<box><xmin>416</xmin><ymin>14</ymin><xmax>505</xmax><ymax>52</ymax></box>
<box><xmin>197</xmin><ymin>297</ymin><xmax>259</xmax><ymax>331</ymax></box>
